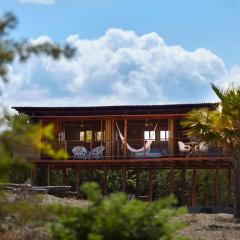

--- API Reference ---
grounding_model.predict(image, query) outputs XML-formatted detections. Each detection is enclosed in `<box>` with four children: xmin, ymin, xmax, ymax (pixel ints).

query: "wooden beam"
<box><xmin>181</xmin><ymin>169</ymin><xmax>186</xmax><ymax>205</ymax></box>
<box><xmin>32</xmin><ymin>156</ymin><xmax>232</xmax><ymax>170</ymax></box>
<box><xmin>148</xmin><ymin>169</ymin><xmax>153</xmax><ymax>201</ymax></box>
<box><xmin>168</xmin><ymin>119</ymin><xmax>174</xmax><ymax>157</ymax></box>
<box><xmin>103</xmin><ymin>169</ymin><xmax>108</xmax><ymax>195</ymax></box>
<box><xmin>29</xmin><ymin>114</ymin><xmax>186</xmax><ymax>120</ymax></box>
<box><xmin>214</xmin><ymin>166</ymin><xmax>220</xmax><ymax>206</ymax></box>
<box><xmin>76</xmin><ymin>166</ymin><xmax>80</xmax><ymax>192</ymax></box>
<box><xmin>63</xmin><ymin>168</ymin><xmax>68</xmax><ymax>185</ymax></box>
<box><xmin>136</xmin><ymin>169</ymin><xmax>140</xmax><ymax>197</ymax></box>
<box><xmin>105</xmin><ymin>120</ymin><xmax>111</xmax><ymax>159</ymax></box>
<box><xmin>123</xmin><ymin>118</ymin><xmax>128</xmax><ymax>159</ymax></box>
<box><xmin>117</xmin><ymin>135</ymin><xmax>120</xmax><ymax>160</ymax></box>
<box><xmin>122</xmin><ymin>169</ymin><xmax>127</xmax><ymax>192</ymax></box>
<box><xmin>169</xmin><ymin>167</ymin><xmax>174</xmax><ymax>194</ymax></box>
<box><xmin>47</xmin><ymin>165</ymin><xmax>51</xmax><ymax>186</ymax></box>
<box><xmin>227</xmin><ymin>168</ymin><xmax>232</xmax><ymax>206</ymax></box>
<box><xmin>111</xmin><ymin>120</ymin><xmax>115</xmax><ymax>158</ymax></box>
<box><xmin>191</xmin><ymin>169</ymin><xmax>197</xmax><ymax>207</ymax></box>
<box><xmin>30</xmin><ymin>165</ymin><xmax>36</xmax><ymax>186</ymax></box>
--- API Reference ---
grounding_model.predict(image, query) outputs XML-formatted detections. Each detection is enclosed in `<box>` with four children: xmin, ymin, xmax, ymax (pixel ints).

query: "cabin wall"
<box><xmin>38</xmin><ymin>117</ymin><xmax>188</xmax><ymax>159</ymax></box>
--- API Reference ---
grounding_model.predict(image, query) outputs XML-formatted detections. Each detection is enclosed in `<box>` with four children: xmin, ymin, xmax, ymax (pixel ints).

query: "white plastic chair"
<box><xmin>178</xmin><ymin>141</ymin><xmax>191</xmax><ymax>153</ymax></box>
<box><xmin>72</xmin><ymin>146</ymin><xmax>88</xmax><ymax>159</ymax></box>
<box><xmin>195</xmin><ymin>141</ymin><xmax>208</xmax><ymax>152</ymax></box>
<box><xmin>89</xmin><ymin>146</ymin><xmax>105</xmax><ymax>159</ymax></box>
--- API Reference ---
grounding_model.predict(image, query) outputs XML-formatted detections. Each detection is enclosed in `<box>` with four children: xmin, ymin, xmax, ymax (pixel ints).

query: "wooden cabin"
<box><xmin>13</xmin><ymin>103</ymin><xmax>232</xmax><ymax>207</ymax></box>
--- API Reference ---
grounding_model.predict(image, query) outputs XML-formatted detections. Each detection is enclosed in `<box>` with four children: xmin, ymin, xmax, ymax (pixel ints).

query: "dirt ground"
<box><xmin>2</xmin><ymin>192</ymin><xmax>240</xmax><ymax>240</ymax></box>
<box><xmin>42</xmin><ymin>195</ymin><xmax>240</xmax><ymax>240</ymax></box>
<box><xmin>178</xmin><ymin>213</ymin><xmax>240</xmax><ymax>240</ymax></box>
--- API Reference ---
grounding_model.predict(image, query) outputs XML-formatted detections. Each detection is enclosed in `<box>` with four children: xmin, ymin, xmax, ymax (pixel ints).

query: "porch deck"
<box><xmin>33</xmin><ymin>156</ymin><xmax>232</xmax><ymax>169</ymax></box>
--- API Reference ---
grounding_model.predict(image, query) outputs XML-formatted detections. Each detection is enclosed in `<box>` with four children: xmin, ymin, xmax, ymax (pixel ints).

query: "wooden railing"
<box><xmin>40</xmin><ymin>138</ymin><xmax>227</xmax><ymax>160</ymax></box>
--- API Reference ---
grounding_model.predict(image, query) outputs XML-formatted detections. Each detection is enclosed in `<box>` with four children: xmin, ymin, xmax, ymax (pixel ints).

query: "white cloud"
<box><xmin>27</xmin><ymin>35</ymin><xmax>54</xmax><ymax>45</ymax></box>
<box><xmin>19</xmin><ymin>0</ymin><xmax>55</xmax><ymax>5</ymax></box>
<box><xmin>1</xmin><ymin>28</ymin><xmax>239</xmax><ymax>108</ymax></box>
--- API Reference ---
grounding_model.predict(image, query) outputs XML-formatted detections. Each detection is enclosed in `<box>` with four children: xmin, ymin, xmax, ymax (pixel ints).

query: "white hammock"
<box><xmin>115</xmin><ymin>122</ymin><xmax>158</xmax><ymax>153</ymax></box>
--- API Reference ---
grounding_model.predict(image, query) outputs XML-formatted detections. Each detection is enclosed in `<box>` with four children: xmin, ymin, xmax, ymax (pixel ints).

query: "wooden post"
<box><xmin>117</xmin><ymin>136</ymin><xmax>120</xmax><ymax>160</ymax></box>
<box><xmin>31</xmin><ymin>165</ymin><xmax>36</xmax><ymax>186</ymax></box>
<box><xmin>181</xmin><ymin>169</ymin><xmax>186</xmax><ymax>205</ymax></box>
<box><xmin>148</xmin><ymin>169</ymin><xmax>153</xmax><ymax>201</ymax></box>
<box><xmin>47</xmin><ymin>165</ymin><xmax>51</xmax><ymax>186</ymax></box>
<box><xmin>90</xmin><ymin>142</ymin><xmax>93</xmax><ymax>159</ymax></box>
<box><xmin>103</xmin><ymin>169</ymin><xmax>108</xmax><ymax>195</ymax></box>
<box><xmin>168</xmin><ymin>119</ymin><xmax>174</xmax><ymax>157</ymax></box>
<box><xmin>76</xmin><ymin>166</ymin><xmax>80</xmax><ymax>192</ymax></box>
<box><xmin>63</xmin><ymin>168</ymin><xmax>68</xmax><ymax>185</ymax></box>
<box><xmin>169</xmin><ymin>167</ymin><xmax>174</xmax><ymax>194</ymax></box>
<box><xmin>191</xmin><ymin>169</ymin><xmax>197</xmax><ymax>207</ymax></box>
<box><xmin>123</xmin><ymin>118</ymin><xmax>128</xmax><ymax>159</ymax></box>
<box><xmin>214</xmin><ymin>166</ymin><xmax>220</xmax><ymax>206</ymax></box>
<box><xmin>105</xmin><ymin>120</ymin><xmax>110</xmax><ymax>160</ymax></box>
<box><xmin>136</xmin><ymin>169</ymin><xmax>140</xmax><ymax>197</ymax></box>
<box><xmin>122</xmin><ymin>169</ymin><xmax>127</xmax><ymax>192</ymax></box>
<box><xmin>111</xmin><ymin>120</ymin><xmax>115</xmax><ymax>159</ymax></box>
<box><xmin>227</xmin><ymin>168</ymin><xmax>232</xmax><ymax>206</ymax></box>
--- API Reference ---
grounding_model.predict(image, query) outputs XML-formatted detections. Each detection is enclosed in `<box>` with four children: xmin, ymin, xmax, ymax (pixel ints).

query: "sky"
<box><xmin>1</xmin><ymin>0</ymin><xmax>240</xmax><ymax>107</ymax></box>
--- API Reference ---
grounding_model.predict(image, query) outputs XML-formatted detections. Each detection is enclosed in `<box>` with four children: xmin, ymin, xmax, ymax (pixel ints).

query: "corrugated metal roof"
<box><xmin>12</xmin><ymin>103</ymin><xmax>217</xmax><ymax>117</ymax></box>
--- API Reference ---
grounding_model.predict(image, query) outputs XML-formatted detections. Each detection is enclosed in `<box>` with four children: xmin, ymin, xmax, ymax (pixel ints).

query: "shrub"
<box><xmin>50</xmin><ymin>182</ymin><xmax>187</xmax><ymax>240</ymax></box>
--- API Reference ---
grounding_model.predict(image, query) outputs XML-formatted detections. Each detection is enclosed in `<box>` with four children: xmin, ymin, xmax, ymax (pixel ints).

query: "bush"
<box><xmin>50</xmin><ymin>182</ymin><xmax>187</xmax><ymax>240</ymax></box>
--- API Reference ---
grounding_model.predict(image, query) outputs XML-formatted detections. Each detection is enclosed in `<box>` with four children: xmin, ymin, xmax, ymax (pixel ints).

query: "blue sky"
<box><xmin>1</xmin><ymin>0</ymin><xmax>240</xmax><ymax>106</ymax></box>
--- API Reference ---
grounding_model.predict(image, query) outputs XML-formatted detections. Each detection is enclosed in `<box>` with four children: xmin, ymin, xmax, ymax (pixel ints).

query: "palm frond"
<box><xmin>211</xmin><ymin>83</ymin><xmax>225</xmax><ymax>101</ymax></box>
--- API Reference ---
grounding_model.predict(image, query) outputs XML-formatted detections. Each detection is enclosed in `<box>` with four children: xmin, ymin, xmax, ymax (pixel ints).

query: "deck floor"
<box><xmin>33</xmin><ymin>156</ymin><xmax>232</xmax><ymax>169</ymax></box>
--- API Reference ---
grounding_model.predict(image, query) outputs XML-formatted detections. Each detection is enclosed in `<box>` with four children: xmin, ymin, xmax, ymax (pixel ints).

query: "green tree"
<box><xmin>0</xmin><ymin>12</ymin><xmax>73</xmax><ymax>183</ymax></box>
<box><xmin>182</xmin><ymin>83</ymin><xmax>240</xmax><ymax>219</ymax></box>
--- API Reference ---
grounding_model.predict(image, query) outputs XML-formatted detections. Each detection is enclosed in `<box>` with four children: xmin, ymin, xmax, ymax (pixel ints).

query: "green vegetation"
<box><xmin>182</xmin><ymin>83</ymin><xmax>240</xmax><ymax>219</ymax></box>
<box><xmin>50</xmin><ymin>182</ymin><xmax>187</xmax><ymax>240</ymax></box>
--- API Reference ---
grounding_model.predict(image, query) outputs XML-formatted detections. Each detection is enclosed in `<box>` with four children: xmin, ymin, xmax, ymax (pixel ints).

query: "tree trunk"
<box><xmin>233</xmin><ymin>159</ymin><xmax>240</xmax><ymax>219</ymax></box>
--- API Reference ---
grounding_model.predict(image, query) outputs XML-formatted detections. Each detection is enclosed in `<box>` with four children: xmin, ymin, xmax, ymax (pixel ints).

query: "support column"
<box><xmin>111</xmin><ymin>120</ymin><xmax>115</xmax><ymax>159</ymax></box>
<box><xmin>191</xmin><ymin>169</ymin><xmax>197</xmax><ymax>207</ymax></box>
<box><xmin>105</xmin><ymin>120</ymin><xmax>111</xmax><ymax>159</ymax></box>
<box><xmin>169</xmin><ymin>167</ymin><xmax>174</xmax><ymax>194</ymax></box>
<box><xmin>47</xmin><ymin>165</ymin><xmax>51</xmax><ymax>186</ymax></box>
<box><xmin>136</xmin><ymin>169</ymin><xmax>140</xmax><ymax>197</ymax></box>
<box><xmin>227</xmin><ymin>168</ymin><xmax>232</xmax><ymax>206</ymax></box>
<box><xmin>168</xmin><ymin>119</ymin><xmax>175</xmax><ymax>157</ymax></box>
<box><xmin>122</xmin><ymin>168</ymin><xmax>127</xmax><ymax>192</ymax></box>
<box><xmin>148</xmin><ymin>169</ymin><xmax>153</xmax><ymax>201</ymax></box>
<box><xmin>123</xmin><ymin>118</ymin><xmax>128</xmax><ymax>159</ymax></box>
<box><xmin>31</xmin><ymin>165</ymin><xmax>36</xmax><ymax>186</ymax></box>
<box><xmin>214</xmin><ymin>166</ymin><xmax>220</xmax><ymax>206</ymax></box>
<box><xmin>103</xmin><ymin>169</ymin><xmax>108</xmax><ymax>195</ymax></box>
<box><xmin>63</xmin><ymin>168</ymin><xmax>68</xmax><ymax>185</ymax></box>
<box><xmin>76</xmin><ymin>166</ymin><xmax>80</xmax><ymax>192</ymax></box>
<box><xmin>181</xmin><ymin>169</ymin><xmax>186</xmax><ymax>205</ymax></box>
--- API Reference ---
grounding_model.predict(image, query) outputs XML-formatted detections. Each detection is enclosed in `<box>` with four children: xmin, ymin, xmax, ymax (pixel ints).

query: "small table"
<box><xmin>185</xmin><ymin>142</ymin><xmax>198</xmax><ymax>156</ymax></box>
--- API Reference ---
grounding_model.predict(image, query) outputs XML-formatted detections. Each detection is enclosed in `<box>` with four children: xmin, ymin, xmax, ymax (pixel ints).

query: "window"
<box><xmin>86</xmin><ymin>130</ymin><xmax>93</xmax><ymax>142</ymax></box>
<box><xmin>95</xmin><ymin>131</ymin><xmax>103</xmax><ymax>141</ymax></box>
<box><xmin>79</xmin><ymin>131</ymin><xmax>85</xmax><ymax>141</ymax></box>
<box><xmin>80</xmin><ymin>130</ymin><xmax>102</xmax><ymax>142</ymax></box>
<box><xmin>144</xmin><ymin>130</ymin><xmax>155</xmax><ymax>140</ymax></box>
<box><xmin>160</xmin><ymin>130</ymin><xmax>169</xmax><ymax>141</ymax></box>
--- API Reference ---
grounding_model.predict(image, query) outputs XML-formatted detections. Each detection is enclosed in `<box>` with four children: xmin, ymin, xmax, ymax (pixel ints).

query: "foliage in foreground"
<box><xmin>49</xmin><ymin>182</ymin><xmax>187</xmax><ymax>240</ymax></box>
<box><xmin>0</xmin><ymin>113</ymin><xmax>68</xmax><ymax>183</ymax></box>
